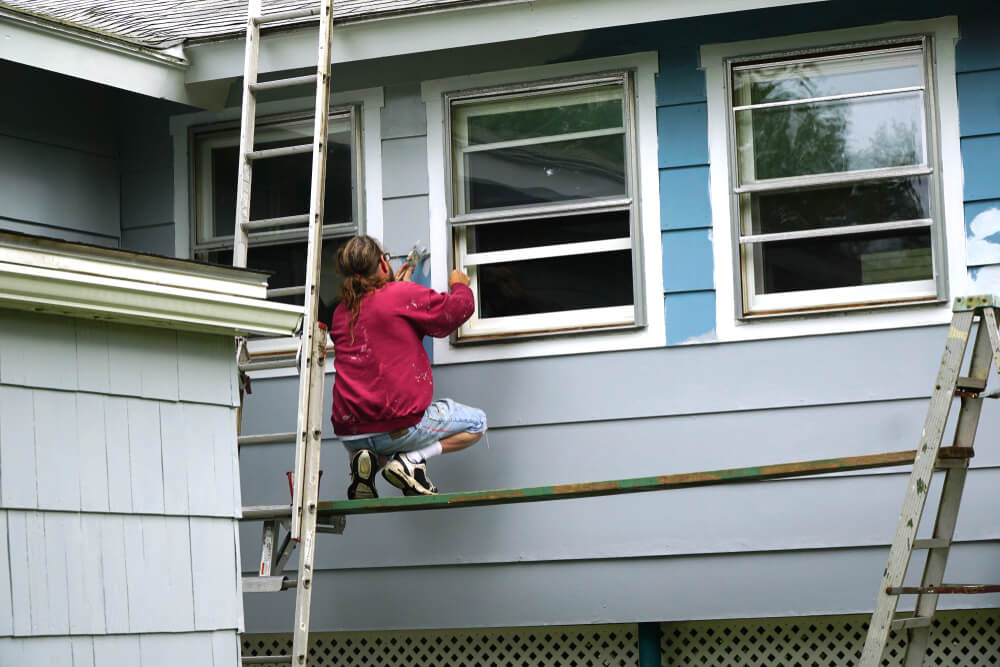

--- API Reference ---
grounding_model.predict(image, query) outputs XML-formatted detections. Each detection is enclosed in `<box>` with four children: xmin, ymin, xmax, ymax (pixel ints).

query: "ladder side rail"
<box><xmin>983</xmin><ymin>307</ymin><xmax>1000</xmax><ymax>370</ymax></box>
<box><xmin>258</xmin><ymin>519</ymin><xmax>278</xmax><ymax>577</ymax></box>
<box><xmin>900</xmin><ymin>311</ymin><xmax>997</xmax><ymax>666</ymax></box>
<box><xmin>290</xmin><ymin>0</ymin><xmax>335</xmax><ymax>541</ymax></box>
<box><xmin>291</xmin><ymin>322</ymin><xmax>328</xmax><ymax>665</ymax></box>
<box><xmin>233</xmin><ymin>0</ymin><xmax>263</xmax><ymax>268</ymax></box>
<box><xmin>859</xmin><ymin>309</ymin><xmax>976</xmax><ymax>666</ymax></box>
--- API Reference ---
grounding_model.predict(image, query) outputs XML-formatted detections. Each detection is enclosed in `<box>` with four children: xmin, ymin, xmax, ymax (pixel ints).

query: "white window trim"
<box><xmin>169</xmin><ymin>86</ymin><xmax>384</xmax><ymax>368</ymax></box>
<box><xmin>702</xmin><ymin>16</ymin><xmax>967</xmax><ymax>343</ymax></box>
<box><xmin>422</xmin><ymin>52</ymin><xmax>663</xmax><ymax>364</ymax></box>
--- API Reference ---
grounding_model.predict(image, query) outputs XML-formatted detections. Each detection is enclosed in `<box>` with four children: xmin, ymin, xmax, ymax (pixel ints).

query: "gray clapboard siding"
<box><xmin>128</xmin><ymin>398</ymin><xmax>166</xmax><ymax>515</ymax></box>
<box><xmin>78</xmin><ymin>394</ymin><xmax>112</xmax><ymax>513</ymax></box>
<box><xmin>0</xmin><ymin>311</ymin><xmax>80</xmax><ymax>392</ymax></box>
<box><xmin>0</xmin><ymin>134</ymin><xmax>120</xmax><ymax>238</ymax></box>
<box><xmin>381</xmin><ymin>83</ymin><xmax>427</xmax><ymax>139</ymax></box>
<box><xmin>177</xmin><ymin>333</ymin><xmax>239</xmax><ymax>407</ymax></box>
<box><xmin>0</xmin><ymin>386</ymin><xmax>36</xmax><ymax>508</ymax></box>
<box><xmin>104</xmin><ymin>397</ymin><xmax>135</xmax><ymax>514</ymax></box>
<box><xmin>35</xmin><ymin>390</ymin><xmax>80</xmax><ymax>510</ymax></box>
<box><xmin>190</xmin><ymin>517</ymin><xmax>242</xmax><ymax>631</ymax></box>
<box><xmin>94</xmin><ymin>634</ymin><xmax>141</xmax><ymax>667</ymax></box>
<box><xmin>66</xmin><ymin>514</ymin><xmax>108</xmax><ymax>636</ymax></box>
<box><xmin>122</xmin><ymin>223</ymin><xmax>177</xmax><ymax>256</ymax></box>
<box><xmin>75</xmin><ymin>321</ymin><xmax>113</xmax><ymax>395</ymax></box>
<box><xmin>382</xmin><ymin>195</ymin><xmax>430</xmax><ymax>257</ymax></box>
<box><xmin>0</xmin><ymin>218</ymin><xmax>118</xmax><ymax>247</ymax></box>
<box><xmin>99</xmin><ymin>516</ymin><xmax>131</xmax><ymax>634</ymax></box>
<box><xmin>243</xmin><ymin>542</ymin><xmax>1000</xmax><ymax>632</ymax></box>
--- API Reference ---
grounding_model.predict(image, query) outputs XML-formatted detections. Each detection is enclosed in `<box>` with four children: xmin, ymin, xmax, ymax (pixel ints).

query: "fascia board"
<box><xmin>0</xmin><ymin>9</ymin><xmax>225</xmax><ymax>108</ymax></box>
<box><xmin>0</xmin><ymin>261</ymin><xmax>303</xmax><ymax>337</ymax></box>
<box><xmin>185</xmin><ymin>0</ymin><xmax>829</xmax><ymax>83</ymax></box>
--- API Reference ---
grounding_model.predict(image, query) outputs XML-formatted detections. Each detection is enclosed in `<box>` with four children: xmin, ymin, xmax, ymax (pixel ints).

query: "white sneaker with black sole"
<box><xmin>382</xmin><ymin>453</ymin><xmax>438</xmax><ymax>496</ymax></box>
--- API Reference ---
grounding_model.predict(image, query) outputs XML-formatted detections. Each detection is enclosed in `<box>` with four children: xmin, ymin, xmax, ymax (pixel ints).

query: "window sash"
<box><xmin>445</xmin><ymin>71</ymin><xmax>642</xmax><ymax>340</ymax></box>
<box><xmin>738</xmin><ymin>217</ymin><xmax>932</xmax><ymax>244</ymax></box>
<box><xmin>726</xmin><ymin>37</ymin><xmax>945</xmax><ymax>317</ymax></box>
<box><xmin>193</xmin><ymin>107</ymin><xmax>359</xmax><ymax>251</ymax></box>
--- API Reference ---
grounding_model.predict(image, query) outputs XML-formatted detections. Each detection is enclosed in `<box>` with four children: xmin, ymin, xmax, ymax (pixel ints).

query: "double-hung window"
<box><xmin>192</xmin><ymin>107</ymin><xmax>362</xmax><ymax>326</ymax></box>
<box><xmin>446</xmin><ymin>73</ymin><xmax>643</xmax><ymax>341</ymax></box>
<box><xmin>726</xmin><ymin>38</ymin><xmax>944</xmax><ymax>317</ymax></box>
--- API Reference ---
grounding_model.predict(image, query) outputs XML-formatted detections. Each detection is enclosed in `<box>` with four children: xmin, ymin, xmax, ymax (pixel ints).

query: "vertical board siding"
<box><xmin>75</xmin><ymin>321</ymin><xmax>112</xmax><ymax>395</ymax></box>
<box><xmin>0</xmin><ymin>311</ymin><xmax>79</xmax><ymax>391</ymax></box>
<box><xmin>104</xmin><ymin>397</ymin><xmax>134</xmax><ymax>514</ymax></box>
<box><xmin>24</xmin><ymin>511</ymin><xmax>51</xmax><ymax>635</ymax></box>
<box><xmin>190</xmin><ymin>517</ymin><xmax>241</xmax><ymax>631</ymax></box>
<box><xmin>71</xmin><ymin>636</ymin><xmax>96</xmax><ymax>667</ymax></box>
<box><xmin>211</xmin><ymin>630</ymin><xmax>240</xmax><ymax>666</ymax></box>
<box><xmin>6</xmin><ymin>512</ymin><xmax>31</xmax><ymax>636</ymax></box>
<box><xmin>108</xmin><ymin>326</ymin><xmax>179</xmax><ymax>401</ymax></box>
<box><xmin>0</xmin><ymin>511</ymin><xmax>11</xmax><ymax>637</ymax></box>
<box><xmin>42</xmin><ymin>513</ymin><xmax>72</xmax><ymax>636</ymax></box>
<box><xmin>177</xmin><ymin>332</ymin><xmax>238</xmax><ymax>406</ymax></box>
<box><xmin>160</xmin><ymin>402</ymin><xmax>191</xmax><ymax>515</ymax></box>
<box><xmin>93</xmin><ymin>634</ymin><xmax>141</xmax><ymax>667</ymax></box>
<box><xmin>0</xmin><ymin>386</ymin><xmax>37</xmax><ymax>508</ymax></box>
<box><xmin>34</xmin><ymin>390</ymin><xmax>81</xmax><ymax>510</ymax></box>
<box><xmin>127</xmin><ymin>398</ymin><xmax>166</xmax><ymax>515</ymax></box>
<box><xmin>99</xmin><ymin>515</ymin><xmax>131</xmax><ymax>634</ymax></box>
<box><xmin>67</xmin><ymin>514</ymin><xmax>108</xmax><ymax>636</ymax></box>
<box><xmin>78</xmin><ymin>394</ymin><xmax>111</xmax><ymax>513</ymax></box>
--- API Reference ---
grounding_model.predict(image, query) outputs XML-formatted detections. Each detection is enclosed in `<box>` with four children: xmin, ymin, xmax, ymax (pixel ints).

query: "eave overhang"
<box><xmin>0</xmin><ymin>232</ymin><xmax>303</xmax><ymax>338</ymax></box>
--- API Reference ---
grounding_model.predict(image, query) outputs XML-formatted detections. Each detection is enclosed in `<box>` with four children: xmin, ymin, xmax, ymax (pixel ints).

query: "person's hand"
<box><xmin>394</xmin><ymin>263</ymin><xmax>414</xmax><ymax>282</ymax></box>
<box><xmin>448</xmin><ymin>269</ymin><xmax>471</xmax><ymax>287</ymax></box>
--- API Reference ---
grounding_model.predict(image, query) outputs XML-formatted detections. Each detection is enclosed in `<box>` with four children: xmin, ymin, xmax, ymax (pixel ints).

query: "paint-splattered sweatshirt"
<box><xmin>330</xmin><ymin>281</ymin><xmax>475</xmax><ymax>435</ymax></box>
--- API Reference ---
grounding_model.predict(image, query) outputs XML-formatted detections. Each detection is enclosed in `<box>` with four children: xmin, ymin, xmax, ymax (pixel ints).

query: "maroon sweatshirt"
<box><xmin>330</xmin><ymin>281</ymin><xmax>475</xmax><ymax>435</ymax></box>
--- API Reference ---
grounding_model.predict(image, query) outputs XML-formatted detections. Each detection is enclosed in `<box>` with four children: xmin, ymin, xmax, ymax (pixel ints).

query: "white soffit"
<box><xmin>185</xmin><ymin>0</ymin><xmax>830</xmax><ymax>82</ymax></box>
<box><xmin>0</xmin><ymin>232</ymin><xmax>303</xmax><ymax>337</ymax></box>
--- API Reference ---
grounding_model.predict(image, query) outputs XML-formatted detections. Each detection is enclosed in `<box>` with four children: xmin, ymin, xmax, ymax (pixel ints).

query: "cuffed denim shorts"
<box><xmin>340</xmin><ymin>398</ymin><xmax>487</xmax><ymax>456</ymax></box>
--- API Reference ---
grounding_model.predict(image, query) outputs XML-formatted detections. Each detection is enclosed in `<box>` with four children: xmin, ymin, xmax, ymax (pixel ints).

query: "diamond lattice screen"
<box><xmin>660</xmin><ymin>609</ymin><xmax>999</xmax><ymax>666</ymax></box>
<box><xmin>242</xmin><ymin>624</ymin><xmax>639</xmax><ymax>666</ymax></box>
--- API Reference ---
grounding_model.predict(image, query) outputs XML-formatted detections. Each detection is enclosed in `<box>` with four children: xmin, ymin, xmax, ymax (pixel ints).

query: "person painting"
<box><xmin>330</xmin><ymin>235</ymin><xmax>487</xmax><ymax>499</ymax></box>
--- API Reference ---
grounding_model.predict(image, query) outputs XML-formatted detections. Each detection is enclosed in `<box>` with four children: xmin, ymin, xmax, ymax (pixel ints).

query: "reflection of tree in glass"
<box><xmin>854</xmin><ymin>119</ymin><xmax>920</xmax><ymax>171</ymax></box>
<box><xmin>467</xmin><ymin>99</ymin><xmax>622</xmax><ymax>145</ymax></box>
<box><xmin>748</xmin><ymin>72</ymin><xmax>850</xmax><ymax>180</ymax></box>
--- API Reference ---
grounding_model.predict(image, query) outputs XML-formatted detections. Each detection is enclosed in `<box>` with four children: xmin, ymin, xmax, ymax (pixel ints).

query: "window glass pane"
<box><xmin>468</xmin><ymin>210</ymin><xmax>630</xmax><ymax>253</ymax></box>
<box><xmin>733</xmin><ymin>49</ymin><xmax>922</xmax><ymax>105</ymax></box>
<box><xmin>744</xmin><ymin>176</ymin><xmax>929</xmax><ymax>235</ymax></box>
<box><xmin>207</xmin><ymin>236</ymin><xmax>350</xmax><ymax>326</ymax></box>
<box><xmin>736</xmin><ymin>92</ymin><xmax>924</xmax><ymax>182</ymax></box>
<box><xmin>202</xmin><ymin>116</ymin><xmax>353</xmax><ymax>240</ymax></box>
<box><xmin>477</xmin><ymin>250</ymin><xmax>633</xmax><ymax>318</ymax></box>
<box><xmin>748</xmin><ymin>227</ymin><xmax>932</xmax><ymax>294</ymax></box>
<box><xmin>455</xmin><ymin>86</ymin><xmax>623</xmax><ymax>145</ymax></box>
<box><xmin>464</xmin><ymin>134</ymin><xmax>626</xmax><ymax>210</ymax></box>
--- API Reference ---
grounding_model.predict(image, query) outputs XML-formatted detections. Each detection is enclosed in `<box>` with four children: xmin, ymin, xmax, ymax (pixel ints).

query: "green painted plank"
<box><xmin>315</xmin><ymin>450</ymin><xmax>922</xmax><ymax>517</ymax></box>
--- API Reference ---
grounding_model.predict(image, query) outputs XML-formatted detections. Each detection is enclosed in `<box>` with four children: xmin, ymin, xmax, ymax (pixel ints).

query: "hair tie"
<box><xmin>354</xmin><ymin>273</ymin><xmax>361</xmax><ymax>278</ymax></box>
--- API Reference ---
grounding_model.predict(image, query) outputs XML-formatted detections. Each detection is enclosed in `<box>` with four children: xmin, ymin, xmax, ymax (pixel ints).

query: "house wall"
<box><xmin>234</xmin><ymin>0</ymin><xmax>1000</xmax><ymax>633</ymax></box>
<box><xmin>0</xmin><ymin>309</ymin><xmax>243</xmax><ymax>665</ymax></box>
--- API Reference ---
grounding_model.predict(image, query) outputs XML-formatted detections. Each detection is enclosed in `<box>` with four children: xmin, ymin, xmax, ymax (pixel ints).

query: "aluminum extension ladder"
<box><xmin>860</xmin><ymin>295</ymin><xmax>1000</xmax><ymax>666</ymax></box>
<box><xmin>231</xmin><ymin>1</ymin><xmax>337</xmax><ymax>665</ymax></box>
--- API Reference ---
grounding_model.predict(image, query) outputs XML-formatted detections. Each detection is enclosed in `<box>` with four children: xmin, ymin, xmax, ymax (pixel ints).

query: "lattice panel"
<box><xmin>661</xmin><ymin>609</ymin><xmax>1000</xmax><ymax>666</ymax></box>
<box><xmin>242</xmin><ymin>624</ymin><xmax>639</xmax><ymax>666</ymax></box>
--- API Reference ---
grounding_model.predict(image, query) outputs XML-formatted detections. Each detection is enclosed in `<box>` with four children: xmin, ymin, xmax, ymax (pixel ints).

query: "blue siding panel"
<box><xmin>965</xmin><ymin>199</ymin><xmax>1000</xmax><ymax>267</ymax></box>
<box><xmin>956</xmin><ymin>69</ymin><xmax>1000</xmax><ymax>137</ymax></box>
<box><xmin>655</xmin><ymin>46</ymin><xmax>706</xmax><ymax>106</ymax></box>
<box><xmin>659</xmin><ymin>166</ymin><xmax>712</xmax><ymax>230</ymax></box>
<box><xmin>956</xmin><ymin>13</ymin><xmax>1000</xmax><ymax>73</ymax></box>
<box><xmin>961</xmin><ymin>134</ymin><xmax>1000</xmax><ymax>202</ymax></box>
<box><xmin>656</xmin><ymin>103</ymin><xmax>709</xmax><ymax>168</ymax></box>
<box><xmin>662</xmin><ymin>228</ymin><xmax>714</xmax><ymax>293</ymax></box>
<box><xmin>665</xmin><ymin>291</ymin><xmax>717</xmax><ymax>345</ymax></box>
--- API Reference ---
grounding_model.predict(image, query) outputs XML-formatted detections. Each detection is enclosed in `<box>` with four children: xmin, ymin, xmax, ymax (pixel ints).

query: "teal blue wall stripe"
<box><xmin>656</xmin><ymin>103</ymin><xmax>709</xmax><ymax>169</ymax></box>
<box><xmin>665</xmin><ymin>291</ymin><xmax>716</xmax><ymax>345</ymax></box>
<box><xmin>956</xmin><ymin>70</ymin><xmax>1000</xmax><ymax>137</ymax></box>
<box><xmin>655</xmin><ymin>45</ymin><xmax>706</xmax><ymax>107</ymax></box>
<box><xmin>662</xmin><ymin>228</ymin><xmax>714</xmax><ymax>293</ymax></box>
<box><xmin>659</xmin><ymin>166</ymin><xmax>712</xmax><ymax>231</ymax></box>
<box><xmin>961</xmin><ymin>135</ymin><xmax>1000</xmax><ymax>202</ymax></box>
<box><xmin>637</xmin><ymin>622</ymin><xmax>662</xmax><ymax>667</ymax></box>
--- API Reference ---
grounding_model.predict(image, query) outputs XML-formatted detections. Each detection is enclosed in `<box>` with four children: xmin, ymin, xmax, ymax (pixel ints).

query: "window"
<box><xmin>445</xmin><ymin>73</ymin><xmax>643</xmax><ymax>341</ymax></box>
<box><xmin>725</xmin><ymin>38</ymin><xmax>945</xmax><ymax>317</ymax></box>
<box><xmin>192</xmin><ymin>108</ymin><xmax>362</xmax><ymax>326</ymax></box>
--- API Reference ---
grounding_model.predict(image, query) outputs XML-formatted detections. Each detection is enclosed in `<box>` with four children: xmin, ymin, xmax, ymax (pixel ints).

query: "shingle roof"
<box><xmin>0</xmin><ymin>0</ymin><xmax>510</xmax><ymax>49</ymax></box>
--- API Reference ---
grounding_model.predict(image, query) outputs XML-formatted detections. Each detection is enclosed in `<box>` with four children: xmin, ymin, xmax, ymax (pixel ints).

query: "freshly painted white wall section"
<box><xmin>184</xmin><ymin>0</ymin><xmax>831</xmax><ymax>84</ymax></box>
<box><xmin>422</xmin><ymin>52</ymin><xmax>665</xmax><ymax>363</ymax></box>
<box><xmin>702</xmin><ymin>17</ymin><xmax>967</xmax><ymax>342</ymax></box>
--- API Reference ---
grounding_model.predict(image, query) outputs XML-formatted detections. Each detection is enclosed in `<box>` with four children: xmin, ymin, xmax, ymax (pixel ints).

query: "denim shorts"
<box><xmin>341</xmin><ymin>398</ymin><xmax>487</xmax><ymax>456</ymax></box>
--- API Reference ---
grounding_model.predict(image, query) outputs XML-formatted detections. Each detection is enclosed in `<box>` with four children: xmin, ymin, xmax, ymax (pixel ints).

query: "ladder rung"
<box><xmin>888</xmin><ymin>584</ymin><xmax>1000</xmax><ymax>595</ymax></box>
<box><xmin>242</xmin><ymin>505</ymin><xmax>293</xmax><ymax>520</ymax></box>
<box><xmin>242</xmin><ymin>214</ymin><xmax>310</xmax><ymax>231</ymax></box>
<box><xmin>912</xmin><ymin>538</ymin><xmax>951</xmax><ymax>550</ymax></box>
<box><xmin>938</xmin><ymin>446</ymin><xmax>975</xmax><ymax>459</ymax></box>
<box><xmin>238</xmin><ymin>432</ymin><xmax>296</xmax><ymax>446</ymax></box>
<box><xmin>955</xmin><ymin>376</ymin><xmax>988</xmax><ymax>393</ymax></box>
<box><xmin>249</xmin><ymin>75</ymin><xmax>318</xmax><ymax>94</ymax></box>
<box><xmin>242</xmin><ymin>656</ymin><xmax>292</xmax><ymax>665</ymax></box>
<box><xmin>239</xmin><ymin>357</ymin><xmax>299</xmax><ymax>372</ymax></box>
<box><xmin>269</xmin><ymin>286</ymin><xmax>306</xmax><ymax>298</ymax></box>
<box><xmin>891</xmin><ymin>616</ymin><xmax>933</xmax><ymax>631</ymax></box>
<box><xmin>243</xmin><ymin>575</ymin><xmax>297</xmax><ymax>593</ymax></box>
<box><xmin>246</xmin><ymin>143</ymin><xmax>313</xmax><ymax>161</ymax></box>
<box><xmin>253</xmin><ymin>7</ymin><xmax>320</xmax><ymax>25</ymax></box>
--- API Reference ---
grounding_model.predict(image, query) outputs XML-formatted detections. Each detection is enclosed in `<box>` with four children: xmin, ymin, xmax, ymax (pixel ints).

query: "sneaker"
<box><xmin>382</xmin><ymin>454</ymin><xmax>438</xmax><ymax>496</ymax></box>
<box><xmin>347</xmin><ymin>449</ymin><xmax>379</xmax><ymax>500</ymax></box>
